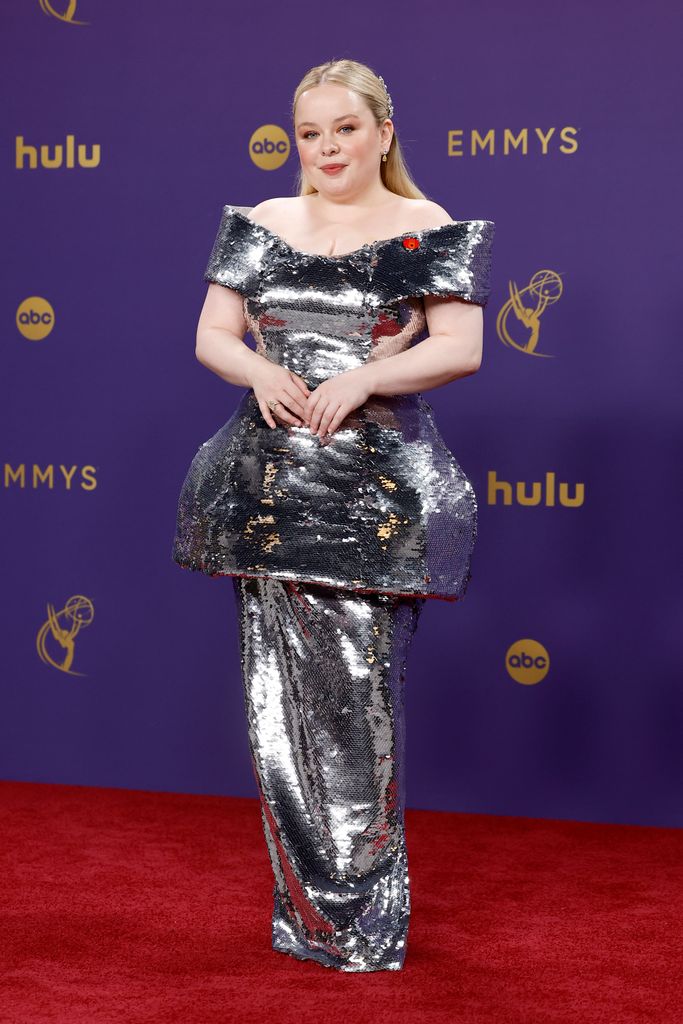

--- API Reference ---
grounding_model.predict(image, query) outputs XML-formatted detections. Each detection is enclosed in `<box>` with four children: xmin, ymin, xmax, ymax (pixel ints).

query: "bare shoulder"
<box><xmin>245</xmin><ymin>197</ymin><xmax>293</xmax><ymax>229</ymax></box>
<box><xmin>399</xmin><ymin>198</ymin><xmax>457</xmax><ymax>230</ymax></box>
<box><xmin>244</xmin><ymin>196</ymin><xmax>456</xmax><ymax>242</ymax></box>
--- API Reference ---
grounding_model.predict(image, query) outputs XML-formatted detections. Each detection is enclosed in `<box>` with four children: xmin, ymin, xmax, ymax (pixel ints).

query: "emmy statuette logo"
<box><xmin>496</xmin><ymin>269</ymin><xmax>564</xmax><ymax>357</ymax></box>
<box><xmin>36</xmin><ymin>595</ymin><xmax>95</xmax><ymax>676</ymax></box>
<box><xmin>38</xmin><ymin>0</ymin><xmax>89</xmax><ymax>24</ymax></box>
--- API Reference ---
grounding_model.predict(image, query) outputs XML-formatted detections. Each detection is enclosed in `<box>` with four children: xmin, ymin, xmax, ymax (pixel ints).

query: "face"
<box><xmin>294</xmin><ymin>83</ymin><xmax>392</xmax><ymax>198</ymax></box>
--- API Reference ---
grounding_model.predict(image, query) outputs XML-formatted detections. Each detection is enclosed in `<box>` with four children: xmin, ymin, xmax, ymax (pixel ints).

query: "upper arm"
<box><xmin>197</xmin><ymin>282</ymin><xmax>248</xmax><ymax>341</ymax></box>
<box><xmin>423</xmin><ymin>296</ymin><xmax>484</xmax><ymax>370</ymax></box>
<box><xmin>198</xmin><ymin>201</ymin><xmax>287</xmax><ymax>343</ymax></box>
<box><xmin>419</xmin><ymin>203</ymin><xmax>484</xmax><ymax>368</ymax></box>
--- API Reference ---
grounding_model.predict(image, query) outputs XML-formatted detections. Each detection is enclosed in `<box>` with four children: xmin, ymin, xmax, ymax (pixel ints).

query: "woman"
<box><xmin>172</xmin><ymin>58</ymin><xmax>494</xmax><ymax>972</ymax></box>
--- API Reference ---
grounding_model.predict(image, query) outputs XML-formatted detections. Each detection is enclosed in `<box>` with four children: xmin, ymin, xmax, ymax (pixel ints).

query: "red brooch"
<box><xmin>402</xmin><ymin>236</ymin><xmax>420</xmax><ymax>250</ymax></box>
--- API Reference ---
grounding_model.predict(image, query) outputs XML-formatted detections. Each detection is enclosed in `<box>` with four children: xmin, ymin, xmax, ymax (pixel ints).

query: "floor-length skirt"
<box><xmin>232</xmin><ymin>575</ymin><xmax>425</xmax><ymax>972</ymax></box>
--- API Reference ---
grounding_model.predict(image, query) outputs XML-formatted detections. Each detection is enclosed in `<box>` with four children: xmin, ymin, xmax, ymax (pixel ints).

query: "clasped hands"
<box><xmin>252</xmin><ymin>360</ymin><xmax>374</xmax><ymax>437</ymax></box>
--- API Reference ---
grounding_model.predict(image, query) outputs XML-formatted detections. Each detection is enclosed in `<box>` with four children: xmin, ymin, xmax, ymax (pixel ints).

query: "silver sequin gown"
<box><xmin>172</xmin><ymin>204</ymin><xmax>494</xmax><ymax>971</ymax></box>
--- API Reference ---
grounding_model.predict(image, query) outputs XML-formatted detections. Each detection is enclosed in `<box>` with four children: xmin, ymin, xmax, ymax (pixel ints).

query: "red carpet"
<box><xmin>1</xmin><ymin>780</ymin><xmax>681</xmax><ymax>1023</ymax></box>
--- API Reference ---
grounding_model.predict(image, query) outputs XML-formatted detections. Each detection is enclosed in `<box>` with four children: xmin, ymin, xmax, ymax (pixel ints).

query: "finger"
<box><xmin>308</xmin><ymin>399</ymin><xmax>326</xmax><ymax>434</ymax></box>
<box><xmin>325</xmin><ymin>406</ymin><xmax>347</xmax><ymax>435</ymax></box>
<box><xmin>258</xmin><ymin>400</ymin><xmax>277</xmax><ymax>429</ymax></box>
<box><xmin>316</xmin><ymin>403</ymin><xmax>339</xmax><ymax>437</ymax></box>
<box><xmin>282</xmin><ymin>391</ymin><xmax>309</xmax><ymax>423</ymax></box>
<box><xmin>305</xmin><ymin>389</ymin><xmax>325</xmax><ymax>416</ymax></box>
<box><xmin>270</xmin><ymin>398</ymin><xmax>303</xmax><ymax>426</ymax></box>
<box><xmin>289</xmin><ymin>371</ymin><xmax>310</xmax><ymax>393</ymax></box>
<box><xmin>274</xmin><ymin>407</ymin><xmax>304</xmax><ymax>427</ymax></box>
<box><xmin>281</xmin><ymin>388</ymin><xmax>309</xmax><ymax>419</ymax></box>
<box><xmin>290</xmin><ymin>374</ymin><xmax>311</xmax><ymax>397</ymax></box>
<box><xmin>317</xmin><ymin>407</ymin><xmax>335</xmax><ymax>436</ymax></box>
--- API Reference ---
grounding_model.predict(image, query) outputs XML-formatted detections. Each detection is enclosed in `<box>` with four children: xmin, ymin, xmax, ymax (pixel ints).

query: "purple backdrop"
<box><xmin>2</xmin><ymin>1</ymin><xmax>682</xmax><ymax>828</ymax></box>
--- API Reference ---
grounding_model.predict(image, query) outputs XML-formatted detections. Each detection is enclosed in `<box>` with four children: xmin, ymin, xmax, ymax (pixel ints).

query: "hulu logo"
<box><xmin>488</xmin><ymin>470</ymin><xmax>584</xmax><ymax>507</ymax></box>
<box><xmin>15</xmin><ymin>134</ymin><xmax>101</xmax><ymax>169</ymax></box>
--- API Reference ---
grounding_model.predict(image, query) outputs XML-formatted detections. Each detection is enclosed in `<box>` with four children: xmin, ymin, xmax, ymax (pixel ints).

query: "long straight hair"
<box><xmin>291</xmin><ymin>58</ymin><xmax>428</xmax><ymax>200</ymax></box>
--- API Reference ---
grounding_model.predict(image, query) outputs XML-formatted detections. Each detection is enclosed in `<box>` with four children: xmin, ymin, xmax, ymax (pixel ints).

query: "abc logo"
<box><xmin>16</xmin><ymin>296</ymin><xmax>55</xmax><ymax>341</ymax></box>
<box><xmin>505</xmin><ymin>639</ymin><xmax>550</xmax><ymax>685</ymax></box>
<box><xmin>249</xmin><ymin>124</ymin><xmax>290</xmax><ymax>170</ymax></box>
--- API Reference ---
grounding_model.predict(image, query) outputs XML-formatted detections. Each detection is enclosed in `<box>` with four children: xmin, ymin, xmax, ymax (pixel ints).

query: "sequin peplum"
<box><xmin>172</xmin><ymin>204</ymin><xmax>495</xmax><ymax>601</ymax></box>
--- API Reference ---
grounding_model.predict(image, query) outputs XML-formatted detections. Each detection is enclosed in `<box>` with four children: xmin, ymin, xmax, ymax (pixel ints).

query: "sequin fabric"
<box><xmin>233</xmin><ymin>575</ymin><xmax>425</xmax><ymax>971</ymax></box>
<box><xmin>173</xmin><ymin>204</ymin><xmax>494</xmax><ymax>972</ymax></box>
<box><xmin>172</xmin><ymin>204</ymin><xmax>495</xmax><ymax>602</ymax></box>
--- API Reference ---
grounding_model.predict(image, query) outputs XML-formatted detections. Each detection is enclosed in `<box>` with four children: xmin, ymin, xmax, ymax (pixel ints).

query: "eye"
<box><xmin>300</xmin><ymin>125</ymin><xmax>355</xmax><ymax>140</ymax></box>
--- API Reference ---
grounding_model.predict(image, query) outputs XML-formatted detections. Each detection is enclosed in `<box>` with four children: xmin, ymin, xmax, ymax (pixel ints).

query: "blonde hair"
<box><xmin>291</xmin><ymin>58</ymin><xmax>428</xmax><ymax>200</ymax></box>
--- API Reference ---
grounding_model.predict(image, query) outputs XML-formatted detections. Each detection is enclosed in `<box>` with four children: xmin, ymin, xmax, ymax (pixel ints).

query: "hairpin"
<box><xmin>377</xmin><ymin>74</ymin><xmax>394</xmax><ymax>119</ymax></box>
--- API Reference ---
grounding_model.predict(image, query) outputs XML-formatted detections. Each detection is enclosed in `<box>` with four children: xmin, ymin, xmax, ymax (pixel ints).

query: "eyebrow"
<box><xmin>296</xmin><ymin>113</ymin><xmax>361</xmax><ymax>128</ymax></box>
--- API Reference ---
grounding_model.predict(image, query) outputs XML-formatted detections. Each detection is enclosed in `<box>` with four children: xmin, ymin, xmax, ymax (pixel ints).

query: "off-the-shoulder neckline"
<box><xmin>223</xmin><ymin>203</ymin><xmax>490</xmax><ymax>262</ymax></box>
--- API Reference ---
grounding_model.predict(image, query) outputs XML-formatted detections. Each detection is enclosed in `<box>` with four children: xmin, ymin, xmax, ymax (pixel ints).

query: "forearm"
<box><xmin>362</xmin><ymin>333</ymin><xmax>480</xmax><ymax>397</ymax></box>
<box><xmin>195</xmin><ymin>326</ymin><xmax>266</xmax><ymax>388</ymax></box>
